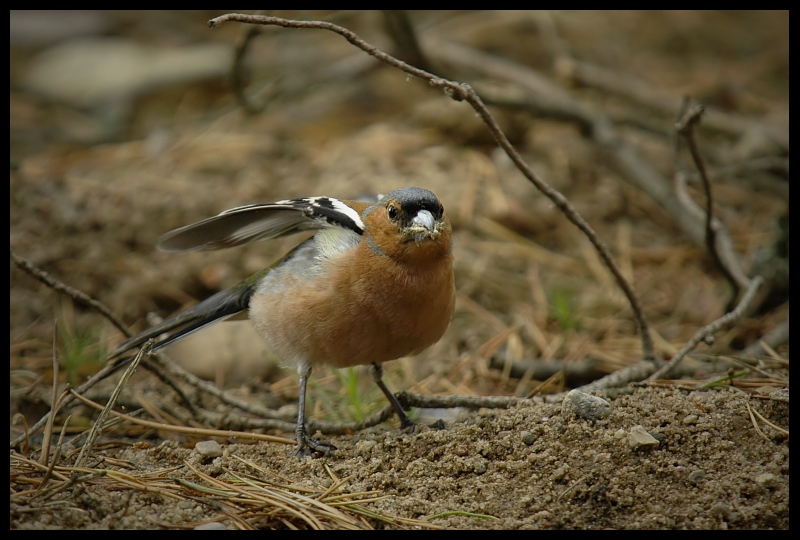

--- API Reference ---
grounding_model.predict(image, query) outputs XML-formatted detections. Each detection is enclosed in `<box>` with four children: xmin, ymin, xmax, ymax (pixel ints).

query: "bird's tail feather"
<box><xmin>110</xmin><ymin>287</ymin><xmax>251</xmax><ymax>361</ymax></box>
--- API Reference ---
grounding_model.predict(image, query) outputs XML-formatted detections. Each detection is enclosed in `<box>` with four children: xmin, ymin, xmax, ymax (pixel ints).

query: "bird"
<box><xmin>111</xmin><ymin>187</ymin><xmax>455</xmax><ymax>457</ymax></box>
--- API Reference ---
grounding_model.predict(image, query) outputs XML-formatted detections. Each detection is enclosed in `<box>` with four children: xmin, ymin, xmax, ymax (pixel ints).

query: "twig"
<box><xmin>8</xmin><ymin>250</ymin><xmax>215</xmax><ymax>448</ymax></box>
<box><xmin>745</xmin><ymin>403</ymin><xmax>771</xmax><ymax>443</ymax></box>
<box><xmin>540</xmin><ymin>361</ymin><xmax>658</xmax><ymax>404</ymax></box>
<box><xmin>381</xmin><ymin>10</ymin><xmax>434</xmax><ymax>73</ymax></box>
<box><xmin>425</xmin><ymin>39</ymin><xmax>756</xmax><ymax>290</ymax></box>
<box><xmin>208</xmin><ymin>12</ymin><xmax>655</xmax><ymax>364</ymax></box>
<box><xmin>69</xmin><ymin>390</ymin><xmax>296</xmax><ymax>446</ymax></box>
<box><xmin>747</xmin><ymin>402</ymin><xmax>788</xmax><ymax>437</ymax></box>
<box><xmin>646</xmin><ymin>276</ymin><xmax>764</xmax><ymax>381</ymax></box>
<box><xmin>231</xmin><ymin>23</ymin><xmax>269</xmax><ymax>114</ymax></box>
<box><xmin>672</xmin><ymin>171</ymin><xmax>752</xmax><ymax>294</ymax></box>
<box><xmin>527</xmin><ymin>370</ymin><xmax>564</xmax><ymax>399</ymax></box>
<box><xmin>136</xmin><ymin>356</ymin><xmax>199</xmax><ymax>416</ymax></box>
<box><xmin>741</xmin><ymin>318</ymin><xmax>790</xmax><ymax>358</ymax></box>
<box><xmin>554</xmin><ymin>55</ymin><xmax>789</xmax><ymax>151</ymax></box>
<box><xmin>40</xmin><ymin>322</ymin><xmax>61</xmax><ymax>465</ymax></box>
<box><xmin>396</xmin><ymin>391</ymin><xmax>523</xmax><ymax>410</ymax></box>
<box><xmin>37</xmin><ymin>471</ymin><xmax>106</xmax><ymax>503</ymax></box>
<box><xmin>11</xmin><ymin>413</ymin><xmax>30</xmax><ymax>454</ymax></box>
<box><xmin>10</xmin><ymin>361</ymin><xmax>124</xmax><ymax>450</ymax></box>
<box><xmin>36</xmin><ymin>414</ymin><xmax>71</xmax><ymax>496</ymax></box>
<box><xmin>675</xmin><ymin>103</ymin><xmax>742</xmax><ymax>307</ymax></box>
<box><xmin>429</xmin><ymin>39</ymin><xmax>767</xmax><ymax>377</ymax></box>
<box><xmin>142</xmin><ymin>351</ymin><xmax>289</xmax><ymax>422</ymax></box>
<box><xmin>39</xmin><ymin>388</ymin><xmax>70</xmax><ymax>465</ymax></box>
<box><xmin>11</xmin><ymin>249</ymin><xmax>130</xmax><ymax>336</ymax></box>
<box><xmin>74</xmin><ymin>342</ymin><xmax>148</xmax><ymax>468</ymax></box>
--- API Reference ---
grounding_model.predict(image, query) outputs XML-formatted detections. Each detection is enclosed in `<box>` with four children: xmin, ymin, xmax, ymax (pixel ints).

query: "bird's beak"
<box><xmin>408</xmin><ymin>209</ymin><xmax>438</xmax><ymax>242</ymax></box>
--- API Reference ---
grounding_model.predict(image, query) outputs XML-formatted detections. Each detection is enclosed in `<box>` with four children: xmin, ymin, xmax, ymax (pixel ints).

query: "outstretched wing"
<box><xmin>158</xmin><ymin>197</ymin><xmax>366</xmax><ymax>252</ymax></box>
<box><xmin>111</xmin><ymin>196</ymin><xmax>370</xmax><ymax>359</ymax></box>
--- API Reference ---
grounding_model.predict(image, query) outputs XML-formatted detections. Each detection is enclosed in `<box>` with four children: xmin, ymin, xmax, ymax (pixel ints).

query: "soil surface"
<box><xmin>11</xmin><ymin>384</ymin><xmax>792</xmax><ymax>530</ymax></box>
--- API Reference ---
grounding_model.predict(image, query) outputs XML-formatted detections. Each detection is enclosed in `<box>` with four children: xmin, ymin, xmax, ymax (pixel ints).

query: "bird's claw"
<box><xmin>399</xmin><ymin>419</ymin><xmax>417</xmax><ymax>433</ymax></box>
<box><xmin>294</xmin><ymin>429</ymin><xmax>337</xmax><ymax>458</ymax></box>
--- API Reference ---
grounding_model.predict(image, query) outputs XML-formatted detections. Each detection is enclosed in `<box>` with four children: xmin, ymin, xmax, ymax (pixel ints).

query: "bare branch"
<box><xmin>381</xmin><ymin>10</ymin><xmax>434</xmax><ymax>73</ymax></box>
<box><xmin>11</xmin><ymin>249</ymin><xmax>130</xmax><ymax>337</ymax></box>
<box><xmin>646</xmin><ymin>276</ymin><xmax>764</xmax><ymax>381</ymax></box>
<box><xmin>675</xmin><ymin>103</ymin><xmax>744</xmax><ymax>307</ymax></box>
<box><xmin>231</xmin><ymin>23</ymin><xmax>269</xmax><ymax>114</ymax></box>
<box><xmin>741</xmin><ymin>318</ymin><xmax>789</xmax><ymax>358</ymax></box>
<box><xmin>208</xmin><ymin>13</ymin><xmax>656</xmax><ymax>363</ymax></box>
<box><xmin>74</xmin><ymin>342</ymin><xmax>148</xmax><ymax>468</ymax></box>
<box><xmin>554</xmin><ymin>55</ymin><xmax>788</xmax><ymax>151</ymax></box>
<box><xmin>423</xmin><ymin>39</ymin><xmax>763</xmax><ymax>274</ymax></box>
<box><xmin>10</xmin><ymin>360</ymin><xmax>126</xmax><ymax>450</ymax></box>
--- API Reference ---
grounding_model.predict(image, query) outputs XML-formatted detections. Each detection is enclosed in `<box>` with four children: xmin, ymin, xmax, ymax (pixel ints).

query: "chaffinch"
<box><xmin>112</xmin><ymin>187</ymin><xmax>455</xmax><ymax>457</ymax></box>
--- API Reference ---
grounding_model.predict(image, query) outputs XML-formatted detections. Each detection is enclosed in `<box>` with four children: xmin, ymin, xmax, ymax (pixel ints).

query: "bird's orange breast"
<box><xmin>249</xmin><ymin>237</ymin><xmax>454</xmax><ymax>369</ymax></box>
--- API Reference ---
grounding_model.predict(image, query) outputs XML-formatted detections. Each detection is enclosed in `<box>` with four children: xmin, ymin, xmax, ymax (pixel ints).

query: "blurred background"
<box><xmin>10</xmin><ymin>11</ymin><xmax>788</xmax><ymax>423</ymax></box>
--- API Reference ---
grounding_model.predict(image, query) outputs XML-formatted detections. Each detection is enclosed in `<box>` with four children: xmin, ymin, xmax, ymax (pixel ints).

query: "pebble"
<box><xmin>561</xmin><ymin>389</ymin><xmax>612</xmax><ymax>421</ymax></box>
<box><xmin>520</xmin><ymin>431</ymin><xmax>537</xmax><ymax>445</ymax></box>
<box><xmin>682</xmin><ymin>414</ymin><xmax>699</xmax><ymax>425</ymax></box>
<box><xmin>755</xmin><ymin>472</ymin><xmax>779</xmax><ymax>489</ymax></box>
<box><xmin>709</xmin><ymin>502</ymin><xmax>732</xmax><ymax>520</ymax></box>
<box><xmin>195</xmin><ymin>440</ymin><xmax>223</xmax><ymax>458</ymax></box>
<box><xmin>628</xmin><ymin>425</ymin><xmax>660</xmax><ymax>449</ymax></box>
<box><xmin>687</xmin><ymin>469</ymin><xmax>706</xmax><ymax>484</ymax></box>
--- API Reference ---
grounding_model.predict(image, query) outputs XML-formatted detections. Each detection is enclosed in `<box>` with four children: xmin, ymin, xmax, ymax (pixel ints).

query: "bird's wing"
<box><xmin>111</xmin><ymin>197</ymin><xmax>371</xmax><ymax>359</ymax></box>
<box><xmin>158</xmin><ymin>197</ymin><xmax>366</xmax><ymax>252</ymax></box>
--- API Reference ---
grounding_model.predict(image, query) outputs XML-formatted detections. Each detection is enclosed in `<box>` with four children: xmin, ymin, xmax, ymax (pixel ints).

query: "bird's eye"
<box><xmin>387</xmin><ymin>204</ymin><xmax>398</xmax><ymax>220</ymax></box>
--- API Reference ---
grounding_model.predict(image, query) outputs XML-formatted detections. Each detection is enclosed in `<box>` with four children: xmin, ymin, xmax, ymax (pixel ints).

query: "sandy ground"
<box><xmin>10</xmin><ymin>384</ymin><xmax>790</xmax><ymax>529</ymax></box>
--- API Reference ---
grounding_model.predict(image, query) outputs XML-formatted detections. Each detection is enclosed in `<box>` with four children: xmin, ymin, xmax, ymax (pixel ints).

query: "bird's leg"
<box><xmin>294</xmin><ymin>363</ymin><xmax>336</xmax><ymax>458</ymax></box>
<box><xmin>371</xmin><ymin>362</ymin><xmax>415</xmax><ymax>430</ymax></box>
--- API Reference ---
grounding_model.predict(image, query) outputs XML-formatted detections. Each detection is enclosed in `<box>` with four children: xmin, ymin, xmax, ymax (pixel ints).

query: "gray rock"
<box><xmin>561</xmin><ymin>389</ymin><xmax>612</xmax><ymax>421</ymax></box>
<box><xmin>195</xmin><ymin>440</ymin><xmax>223</xmax><ymax>458</ymax></box>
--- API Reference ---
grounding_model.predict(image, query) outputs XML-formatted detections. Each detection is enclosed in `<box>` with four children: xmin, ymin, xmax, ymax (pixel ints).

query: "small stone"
<box><xmin>355</xmin><ymin>439</ymin><xmax>377</xmax><ymax>453</ymax></box>
<box><xmin>682</xmin><ymin>414</ymin><xmax>699</xmax><ymax>425</ymax></box>
<box><xmin>688</xmin><ymin>469</ymin><xmax>706</xmax><ymax>484</ymax></box>
<box><xmin>194</xmin><ymin>440</ymin><xmax>223</xmax><ymax>458</ymax></box>
<box><xmin>521</xmin><ymin>431</ymin><xmax>537</xmax><ymax>445</ymax></box>
<box><xmin>755</xmin><ymin>472</ymin><xmax>779</xmax><ymax>489</ymax></box>
<box><xmin>768</xmin><ymin>388</ymin><xmax>789</xmax><ymax>402</ymax></box>
<box><xmin>709</xmin><ymin>502</ymin><xmax>732</xmax><ymax>520</ymax></box>
<box><xmin>561</xmin><ymin>389</ymin><xmax>612</xmax><ymax>421</ymax></box>
<box><xmin>628</xmin><ymin>425</ymin><xmax>659</xmax><ymax>449</ymax></box>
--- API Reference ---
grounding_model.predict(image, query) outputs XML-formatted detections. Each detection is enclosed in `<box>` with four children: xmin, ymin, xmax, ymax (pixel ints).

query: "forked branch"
<box><xmin>209</xmin><ymin>12</ymin><xmax>656</xmax><ymax>363</ymax></box>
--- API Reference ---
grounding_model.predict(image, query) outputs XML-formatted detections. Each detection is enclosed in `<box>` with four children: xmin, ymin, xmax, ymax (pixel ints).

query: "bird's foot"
<box><xmin>399</xmin><ymin>418</ymin><xmax>417</xmax><ymax>433</ymax></box>
<box><xmin>428</xmin><ymin>418</ymin><xmax>446</xmax><ymax>430</ymax></box>
<box><xmin>398</xmin><ymin>419</ymin><xmax>445</xmax><ymax>433</ymax></box>
<box><xmin>294</xmin><ymin>428</ymin><xmax>337</xmax><ymax>458</ymax></box>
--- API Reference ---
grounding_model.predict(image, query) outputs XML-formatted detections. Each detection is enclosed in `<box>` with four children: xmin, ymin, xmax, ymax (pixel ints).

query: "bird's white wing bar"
<box><xmin>157</xmin><ymin>197</ymin><xmax>365</xmax><ymax>252</ymax></box>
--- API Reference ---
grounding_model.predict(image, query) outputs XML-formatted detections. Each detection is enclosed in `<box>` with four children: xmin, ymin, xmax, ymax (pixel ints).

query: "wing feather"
<box><xmin>157</xmin><ymin>197</ymin><xmax>365</xmax><ymax>252</ymax></box>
